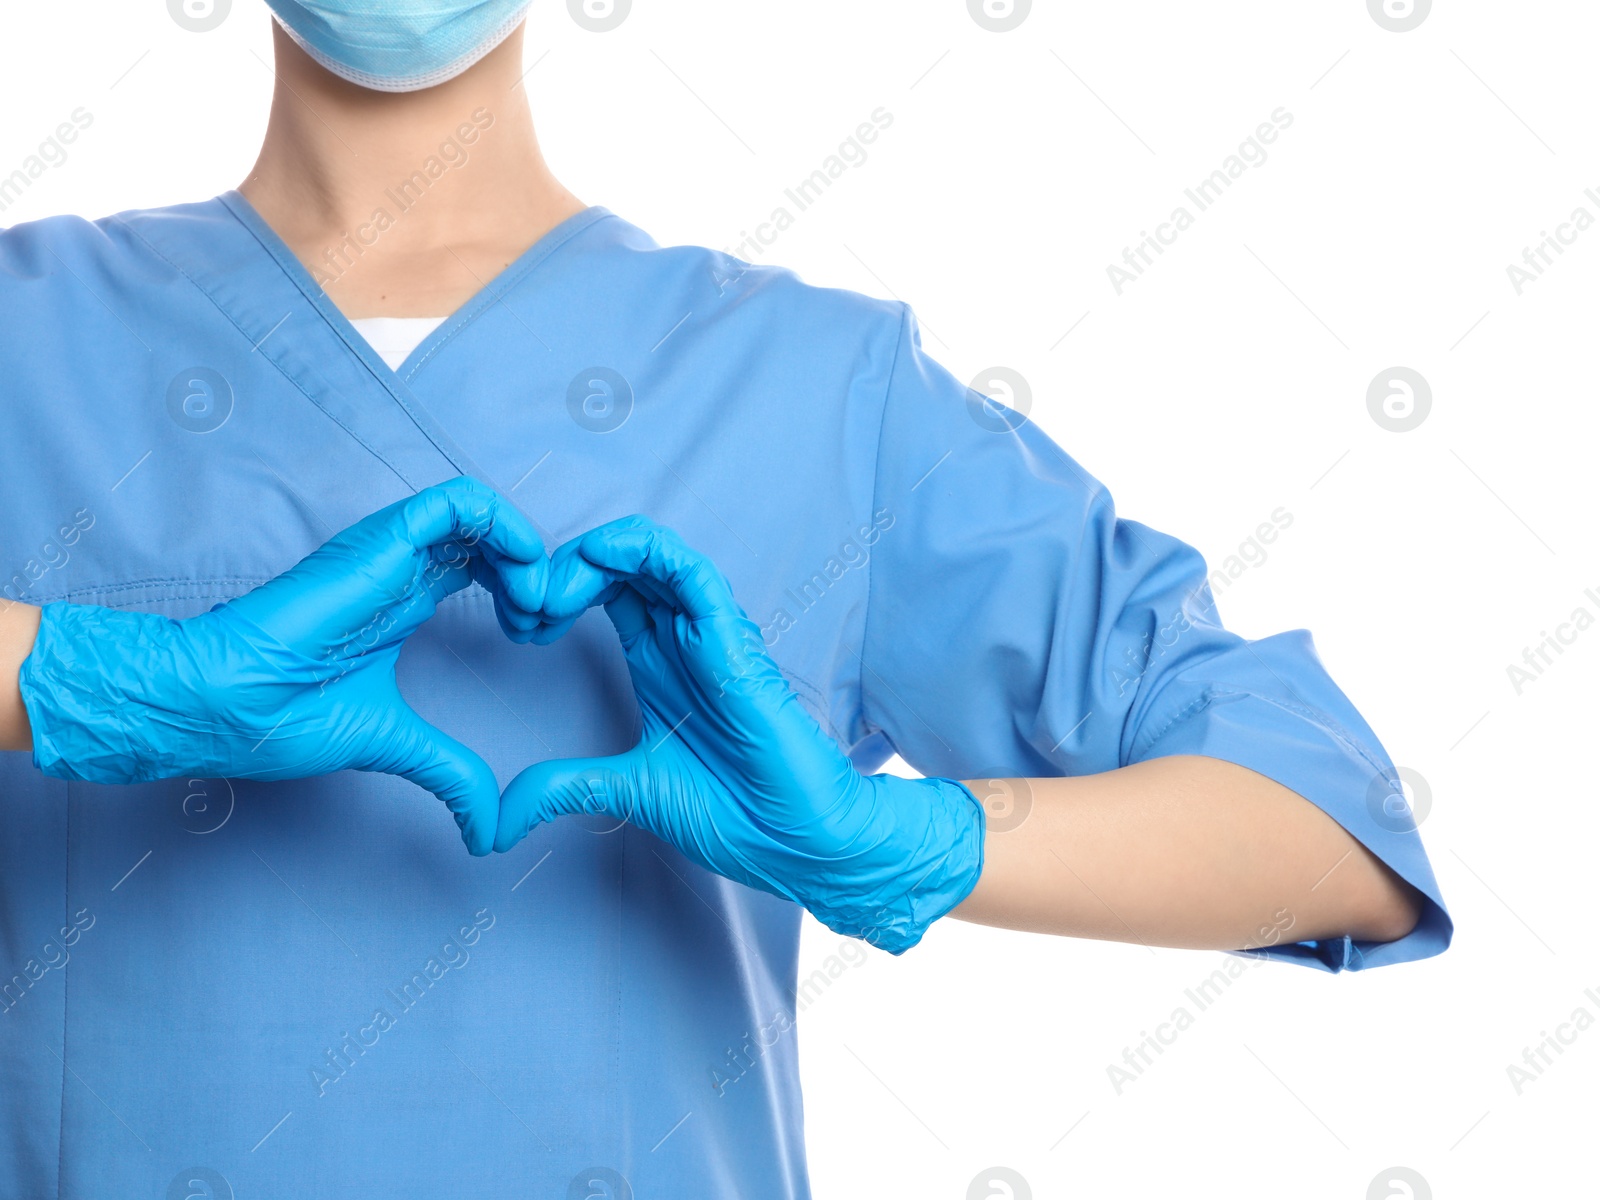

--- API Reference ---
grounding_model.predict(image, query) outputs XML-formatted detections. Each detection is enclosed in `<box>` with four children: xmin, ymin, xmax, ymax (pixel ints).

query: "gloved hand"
<box><xmin>494</xmin><ymin>517</ymin><xmax>986</xmax><ymax>952</ymax></box>
<box><xmin>18</xmin><ymin>477</ymin><xmax>546</xmax><ymax>856</ymax></box>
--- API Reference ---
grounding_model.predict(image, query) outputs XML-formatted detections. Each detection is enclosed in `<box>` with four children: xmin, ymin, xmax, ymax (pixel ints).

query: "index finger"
<box><xmin>575</xmin><ymin>518</ymin><xmax>741</xmax><ymax>622</ymax></box>
<box><xmin>400</xmin><ymin>477</ymin><xmax>545</xmax><ymax>566</ymax></box>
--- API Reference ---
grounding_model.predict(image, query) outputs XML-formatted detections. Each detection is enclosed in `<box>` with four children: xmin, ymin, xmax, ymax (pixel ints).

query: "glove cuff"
<box><xmin>19</xmin><ymin>602</ymin><xmax>196</xmax><ymax>782</ymax></box>
<box><xmin>811</xmin><ymin>775</ymin><xmax>987</xmax><ymax>956</ymax></box>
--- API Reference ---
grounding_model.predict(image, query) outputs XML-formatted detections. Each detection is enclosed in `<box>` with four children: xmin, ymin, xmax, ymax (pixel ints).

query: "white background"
<box><xmin>3</xmin><ymin>2</ymin><xmax>1593</xmax><ymax>1197</ymax></box>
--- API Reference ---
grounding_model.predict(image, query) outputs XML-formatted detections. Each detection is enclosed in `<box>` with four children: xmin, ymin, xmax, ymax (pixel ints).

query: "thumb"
<box><xmin>495</xmin><ymin>752</ymin><xmax>640</xmax><ymax>854</ymax></box>
<box><xmin>368</xmin><ymin>706</ymin><xmax>502</xmax><ymax>857</ymax></box>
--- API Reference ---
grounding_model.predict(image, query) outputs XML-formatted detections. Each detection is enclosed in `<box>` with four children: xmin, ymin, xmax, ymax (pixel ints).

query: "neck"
<box><xmin>240</xmin><ymin>21</ymin><xmax>584</xmax><ymax>317</ymax></box>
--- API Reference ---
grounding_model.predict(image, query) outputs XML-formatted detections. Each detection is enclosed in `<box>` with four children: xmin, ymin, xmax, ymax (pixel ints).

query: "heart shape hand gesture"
<box><xmin>18</xmin><ymin>478</ymin><xmax>984</xmax><ymax>949</ymax></box>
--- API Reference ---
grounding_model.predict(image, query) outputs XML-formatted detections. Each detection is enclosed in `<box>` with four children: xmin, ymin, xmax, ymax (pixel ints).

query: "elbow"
<box><xmin>1353</xmin><ymin>866</ymin><xmax>1425</xmax><ymax>945</ymax></box>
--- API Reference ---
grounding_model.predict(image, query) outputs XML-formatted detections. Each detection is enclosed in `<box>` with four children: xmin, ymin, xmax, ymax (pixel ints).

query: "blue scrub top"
<box><xmin>0</xmin><ymin>195</ymin><xmax>1450</xmax><ymax>1197</ymax></box>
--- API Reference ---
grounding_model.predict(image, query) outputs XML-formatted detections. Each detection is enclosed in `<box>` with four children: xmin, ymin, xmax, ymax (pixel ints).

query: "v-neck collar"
<box><xmin>118</xmin><ymin>192</ymin><xmax>614</xmax><ymax>492</ymax></box>
<box><xmin>218</xmin><ymin>190</ymin><xmax>615</xmax><ymax>384</ymax></box>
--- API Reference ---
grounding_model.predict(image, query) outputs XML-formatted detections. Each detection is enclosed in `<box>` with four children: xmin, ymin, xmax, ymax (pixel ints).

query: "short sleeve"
<box><xmin>857</xmin><ymin>305</ymin><xmax>1450</xmax><ymax>971</ymax></box>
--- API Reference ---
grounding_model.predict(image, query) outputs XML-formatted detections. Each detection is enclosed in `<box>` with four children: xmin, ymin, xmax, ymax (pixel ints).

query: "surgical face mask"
<box><xmin>265</xmin><ymin>1</ymin><xmax>534</xmax><ymax>93</ymax></box>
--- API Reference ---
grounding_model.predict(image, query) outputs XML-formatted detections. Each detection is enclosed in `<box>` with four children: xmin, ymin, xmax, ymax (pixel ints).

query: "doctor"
<box><xmin>0</xmin><ymin>2</ymin><xmax>1449</xmax><ymax>1196</ymax></box>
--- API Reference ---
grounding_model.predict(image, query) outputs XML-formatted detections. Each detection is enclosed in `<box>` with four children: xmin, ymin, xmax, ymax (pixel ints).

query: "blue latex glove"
<box><xmin>18</xmin><ymin>477</ymin><xmax>546</xmax><ymax>856</ymax></box>
<box><xmin>494</xmin><ymin>517</ymin><xmax>987</xmax><ymax>953</ymax></box>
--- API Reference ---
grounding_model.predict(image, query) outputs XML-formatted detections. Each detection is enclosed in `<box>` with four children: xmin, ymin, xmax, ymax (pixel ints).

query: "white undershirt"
<box><xmin>350</xmin><ymin>316</ymin><xmax>449</xmax><ymax>371</ymax></box>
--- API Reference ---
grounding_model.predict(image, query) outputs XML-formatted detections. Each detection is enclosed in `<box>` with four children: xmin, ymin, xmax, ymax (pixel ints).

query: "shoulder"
<box><xmin>0</xmin><ymin>200</ymin><xmax>214</xmax><ymax>295</ymax></box>
<box><xmin>580</xmin><ymin>213</ymin><xmax>911</xmax><ymax>368</ymax></box>
<box><xmin>0</xmin><ymin>211</ymin><xmax>105</xmax><ymax>276</ymax></box>
<box><xmin>689</xmin><ymin>242</ymin><xmax>907</xmax><ymax>345</ymax></box>
<box><xmin>0</xmin><ymin>213</ymin><xmax>120</xmax><ymax>333</ymax></box>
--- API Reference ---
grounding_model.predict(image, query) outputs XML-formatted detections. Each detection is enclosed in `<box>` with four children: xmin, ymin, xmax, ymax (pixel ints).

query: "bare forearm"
<box><xmin>952</xmin><ymin>756</ymin><xmax>1421</xmax><ymax>951</ymax></box>
<box><xmin>0</xmin><ymin>601</ymin><xmax>40</xmax><ymax>752</ymax></box>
